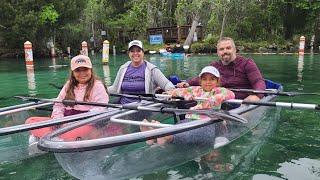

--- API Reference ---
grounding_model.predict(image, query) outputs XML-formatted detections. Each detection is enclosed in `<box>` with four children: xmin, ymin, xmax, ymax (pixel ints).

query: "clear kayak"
<box><xmin>37</xmin><ymin>82</ymin><xmax>283</xmax><ymax>179</ymax></box>
<box><xmin>0</xmin><ymin>102</ymin><xmax>52</xmax><ymax>163</ymax></box>
<box><xmin>0</xmin><ymin>101</ymin><xmax>110</xmax><ymax>163</ymax></box>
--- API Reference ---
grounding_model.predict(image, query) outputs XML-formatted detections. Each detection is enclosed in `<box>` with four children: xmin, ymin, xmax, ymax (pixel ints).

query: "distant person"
<box><xmin>164</xmin><ymin>43</ymin><xmax>172</xmax><ymax>52</ymax></box>
<box><xmin>177</xmin><ymin>37</ymin><xmax>265</xmax><ymax>101</ymax></box>
<box><xmin>108</xmin><ymin>40</ymin><xmax>175</xmax><ymax>104</ymax></box>
<box><xmin>26</xmin><ymin>55</ymin><xmax>109</xmax><ymax>142</ymax></box>
<box><xmin>172</xmin><ymin>41</ymin><xmax>185</xmax><ymax>53</ymax></box>
<box><xmin>141</xmin><ymin>66</ymin><xmax>235</xmax><ymax>145</ymax></box>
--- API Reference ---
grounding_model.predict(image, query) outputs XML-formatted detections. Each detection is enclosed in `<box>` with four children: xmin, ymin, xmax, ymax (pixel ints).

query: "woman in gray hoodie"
<box><xmin>108</xmin><ymin>40</ymin><xmax>175</xmax><ymax>104</ymax></box>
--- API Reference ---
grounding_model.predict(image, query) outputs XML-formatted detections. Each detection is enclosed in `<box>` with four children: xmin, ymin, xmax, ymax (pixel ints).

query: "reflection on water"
<box><xmin>26</xmin><ymin>66</ymin><xmax>36</xmax><ymax>96</ymax></box>
<box><xmin>102</xmin><ymin>65</ymin><xmax>111</xmax><ymax>86</ymax></box>
<box><xmin>52</xmin><ymin>57</ymin><xmax>56</xmax><ymax>69</ymax></box>
<box><xmin>297</xmin><ymin>55</ymin><xmax>304</xmax><ymax>88</ymax></box>
<box><xmin>252</xmin><ymin>158</ymin><xmax>320</xmax><ymax>180</ymax></box>
<box><xmin>277</xmin><ymin>158</ymin><xmax>320</xmax><ymax>180</ymax></box>
<box><xmin>183</xmin><ymin>57</ymin><xmax>191</xmax><ymax>78</ymax></box>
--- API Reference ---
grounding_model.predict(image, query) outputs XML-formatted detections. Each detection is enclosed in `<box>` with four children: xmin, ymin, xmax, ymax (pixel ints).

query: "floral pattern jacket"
<box><xmin>167</xmin><ymin>86</ymin><xmax>235</xmax><ymax>120</ymax></box>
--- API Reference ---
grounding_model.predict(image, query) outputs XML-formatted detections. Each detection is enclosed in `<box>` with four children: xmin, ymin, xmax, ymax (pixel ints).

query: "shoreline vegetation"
<box><xmin>1</xmin><ymin>1</ymin><xmax>319</xmax><ymax>59</ymax></box>
<box><xmin>0</xmin><ymin>41</ymin><xmax>318</xmax><ymax>59</ymax></box>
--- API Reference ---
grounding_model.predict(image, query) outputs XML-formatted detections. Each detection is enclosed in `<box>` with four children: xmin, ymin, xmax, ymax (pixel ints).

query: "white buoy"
<box><xmin>24</xmin><ymin>41</ymin><xmax>34</xmax><ymax>66</ymax></box>
<box><xmin>81</xmin><ymin>41</ymin><xmax>88</xmax><ymax>56</ymax></box>
<box><xmin>298</xmin><ymin>36</ymin><xmax>305</xmax><ymax>55</ymax></box>
<box><xmin>67</xmin><ymin>47</ymin><xmax>71</xmax><ymax>58</ymax></box>
<box><xmin>102</xmin><ymin>40</ymin><xmax>109</xmax><ymax>64</ymax></box>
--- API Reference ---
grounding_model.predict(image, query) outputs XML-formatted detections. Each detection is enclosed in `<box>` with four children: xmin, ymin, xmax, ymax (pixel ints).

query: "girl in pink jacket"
<box><xmin>26</xmin><ymin>55</ymin><xmax>109</xmax><ymax>141</ymax></box>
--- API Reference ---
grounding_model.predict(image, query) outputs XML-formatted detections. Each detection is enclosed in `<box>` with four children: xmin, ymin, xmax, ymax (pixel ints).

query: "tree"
<box><xmin>39</xmin><ymin>4</ymin><xmax>59</xmax><ymax>46</ymax></box>
<box><xmin>294</xmin><ymin>0</ymin><xmax>320</xmax><ymax>46</ymax></box>
<box><xmin>175</xmin><ymin>0</ymin><xmax>214</xmax><ymax>46</ymax></box>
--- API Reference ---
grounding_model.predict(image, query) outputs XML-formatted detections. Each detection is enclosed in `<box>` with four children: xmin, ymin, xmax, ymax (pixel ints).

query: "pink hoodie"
<box><xmin>51</xmin><ymin>80</ymin><xmax>109</xmax><ymax>118</ymax></box>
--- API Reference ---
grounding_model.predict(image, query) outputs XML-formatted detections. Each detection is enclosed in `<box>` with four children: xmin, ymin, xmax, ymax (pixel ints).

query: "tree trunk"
<box><xmin>92</xmin><ymin>22</ymin><xmax>96</xmax><ymax>48</ymax></box>
<box><xmin>219</xmin><ymin>9</ymin><xmax>227</xmax><ymax>40</ymax></box>
<box><xmin>53</xmin><ymin>27</ymin><xmax>55</xmax><ymax>47</ymax></box>
<box><xmin>314</xmin><ymin>12</ymin><xmax>320</xmax><ymax>48</ymax></box>
<box><xmin>184</xmin><ymin>15</ymin><xmax>199</xmax><ymax>46</ymax></box>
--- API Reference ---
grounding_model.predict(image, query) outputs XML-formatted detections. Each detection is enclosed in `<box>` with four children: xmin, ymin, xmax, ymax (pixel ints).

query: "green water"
<box><xmin>0</xmin><ymin>54</ymin><xmax>320</xmax><ymax>179</ymax></box>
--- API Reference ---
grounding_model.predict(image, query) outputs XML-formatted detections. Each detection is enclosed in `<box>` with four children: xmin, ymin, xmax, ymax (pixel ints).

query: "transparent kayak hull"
<box><xmin>48</xmin><ymin>90</ymin><xmax>281</xmax><ymax>179</ymax></box>
<box><xmin>0</xmin><ymin>103</ymin><xmax>52</xmax><ymax>163</ymax></box>
<box><xmin>0</xmin><ymin>102</ymin><xmax>109</xmax><ymax>163</ymax></box>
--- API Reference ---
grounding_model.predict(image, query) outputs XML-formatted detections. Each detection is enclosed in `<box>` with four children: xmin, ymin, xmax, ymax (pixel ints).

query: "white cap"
<box><xmin>199</xmin><ymin>66</ymin><xmax>220</xmax><ymax>78</ymax></box>
<box><xmin>128</xmin><ymin>40</ymin><xmax>143</xmax><ymax>51</ymax></box>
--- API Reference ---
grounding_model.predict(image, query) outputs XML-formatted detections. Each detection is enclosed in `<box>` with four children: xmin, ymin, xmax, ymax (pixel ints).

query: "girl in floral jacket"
<box><xmin>141</xmin><ymin>66</ymin><xmax>235</xmax><ymax>145</ymax></box>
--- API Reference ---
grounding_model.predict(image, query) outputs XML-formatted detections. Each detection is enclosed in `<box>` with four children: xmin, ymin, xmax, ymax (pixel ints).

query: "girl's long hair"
<box><xmin>64</xmin><ymin>69</ymin><xmax>108</xmax><ymax>102</ymax></box>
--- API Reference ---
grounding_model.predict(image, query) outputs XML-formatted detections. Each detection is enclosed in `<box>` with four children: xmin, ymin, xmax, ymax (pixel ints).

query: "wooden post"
<box><xmin>81</xmin><ymin>41</ymin><xmax>88</xmax><ymax>56</ymax></box>
<box><xmin>24</xmin><ymin>41</ymin><xmax>33</xmax><ymax>66</ymax></box>
<box><xmin>102</xmin><ymin>40</ymin><xmax>109</xmax><ymax>64</ymax></box>
<box><xmin>67</xmin><ymin>47</ymin><xmax>71</xmax><ymax>58</ymax></box>
<box><xmin>298</xmin><ymin>36</ymin><xmax>305</xmax><ymax>55</ymax></box>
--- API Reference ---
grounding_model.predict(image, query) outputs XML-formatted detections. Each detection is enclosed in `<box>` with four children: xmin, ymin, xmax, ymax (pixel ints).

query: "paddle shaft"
<box><xmin>110</xmin><ymin>93</ymin><xmax>184</xmax><ymax>104</ymax></box>
<box><xmin>229</xmin><ymin>88</ymin><xmax>320</xmax><ymax>96</ymax></box>
<box><xmin>159</xmin><ymin>95</ymin><xmax>320</xmax><ymax>111</ymax></box>
<box><xmin>0</xmin><ymin>102</ymin><xmax>37</xmax><ymax>112</ymax></box>
<box><xmin>15</xmin><ymin>96</ymin><xmax>247</xmax><ymax>123</ymax></box>
<box><xmin>226</xmin><ymin>99</ymin><xmax>320</xmax><ymax>110</ymax></box>
<box><xmin>0</xmin><ymin>102</ymin><xmax>53</xmax><ymax>116</ymax></box>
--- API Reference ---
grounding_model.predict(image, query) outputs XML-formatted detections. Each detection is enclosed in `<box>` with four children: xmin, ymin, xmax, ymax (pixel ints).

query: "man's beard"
<box><xmin>221</xmin><ymin>53</ymin><xmax>232</xmax><ymax>65</ymax></box>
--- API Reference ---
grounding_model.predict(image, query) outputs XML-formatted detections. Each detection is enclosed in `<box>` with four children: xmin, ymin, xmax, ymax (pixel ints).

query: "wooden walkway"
<box><xmin>147</xmin><ymin>25</ymin><xmax>203</xmax><ymax>43</ymax></box>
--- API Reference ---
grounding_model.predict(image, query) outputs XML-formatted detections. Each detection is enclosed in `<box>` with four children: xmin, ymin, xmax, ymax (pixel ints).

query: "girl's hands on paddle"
<box><xmin>176</xmin><ymin>82</ymin><xmax>190</xmax><ymax>88</ymax></box>
<box><xmin>244</xmin><ymin>95</ymin><xmax>260</xmax><ymax>102</ymax></box>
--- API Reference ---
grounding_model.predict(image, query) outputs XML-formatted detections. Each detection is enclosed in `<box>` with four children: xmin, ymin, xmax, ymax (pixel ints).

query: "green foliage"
<box><xmin>190</xmin><ymin>41</ymin><xmax>215</xmax><ymax>53</ymax></box>
<box><xmin>39</xmin><ymin>4</ymin><xmax>59</xmax><ymax>25</ymax></box>
<box><xmin>143</xmin><ymin>44</ymin><xmax>163</xmax><ymax>52</ymax></box>
<box><xmin>175</xmin><ymin>0</ymin><xmax>213</xmax><ymax>25</ymax></box>
<box><xmin>203</xmin><ymin>34</ymin><xmax>219</xmax><ymax>45</ymax></box>
<box><xmin>0</xmin><ymin>0</ymin><xmax>320</xmax><ymax>57</ymax></box>
<box><xmin>295</xmin><ymin>1</ymin><xmax>320</xmax><ymax>10</ymax></box>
